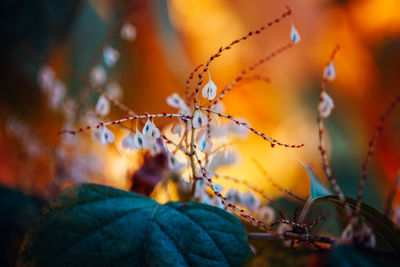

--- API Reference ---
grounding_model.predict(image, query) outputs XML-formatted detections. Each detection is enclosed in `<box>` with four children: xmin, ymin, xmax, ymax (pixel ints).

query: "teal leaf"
<box><xmin>299</xmin><ymin>163</ymin><xmax>332</xmax><ymax>223</ymax></box>
<box><xmin>302</xmin><ymin>163</ymin><xmax>332</xmax><ymax>201</ymax></box>
<box><xmin>18</xmin><ymin>183</ymin><xmax>250</xmax><ymax>266</ymax></box>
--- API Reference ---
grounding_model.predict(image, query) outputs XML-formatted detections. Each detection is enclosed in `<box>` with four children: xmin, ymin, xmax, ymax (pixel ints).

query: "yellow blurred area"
<box><xmin>164</xmin><ymin>0</ymin><xmax>327</xmax><ymax>199</ymax></box>
<box><xmin>148</xmin><ymin>0</ymin><xmax>400</xmax><ymax>201</ymax></box>
<box><xmin>3</xmin><ymin>0</ymin><xmax>400</xmax><ymax>204</ymax></box>
<box><xmin>349</xmin><ymin>0</ymin><xmax>400</xmax><ymax>39</ymax></box>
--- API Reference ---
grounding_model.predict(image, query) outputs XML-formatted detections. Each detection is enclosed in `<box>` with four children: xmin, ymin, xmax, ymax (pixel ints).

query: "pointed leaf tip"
<box><xmin>302</xmin><ymin>163</ymin><xmax>331</xmax><ymax>201</ymax></box>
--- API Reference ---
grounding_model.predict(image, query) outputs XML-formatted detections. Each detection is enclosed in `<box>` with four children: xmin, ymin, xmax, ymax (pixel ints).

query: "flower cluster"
<box><xmin>60</xmin><ymin>7</ymin><xmax>304</xmax><ymax>231</ymax></box>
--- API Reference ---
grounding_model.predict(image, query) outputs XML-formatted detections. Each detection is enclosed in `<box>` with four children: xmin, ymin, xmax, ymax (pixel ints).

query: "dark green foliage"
<box><xmin>314</xmin><ymin>196</ymin><xmax>400</xmax><ymax>253</ymax></box>
<box><xmin>329</xmin><ymin>245</ymin><xmax>400</xmax><ymax>267</ymax></box>
<box><xmin>18</xmin><ymin>183</ymin><xmax>251</xmax><ymax>266</ymax></box>
<box><xmin>0</xmin><ymin>186</ymin><xmax>42</xmax><ymax>267</ymax></box>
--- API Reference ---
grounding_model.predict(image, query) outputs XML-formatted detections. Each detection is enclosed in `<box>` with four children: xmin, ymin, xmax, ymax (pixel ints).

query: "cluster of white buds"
<box><xmin>121</xmin><ymin>22</ymin><xmax>137</xmax><ymax>41</ymax></box>
<box><xmin>119</xmin><ymin>119</ymin><xmax>162</xmax><ymax>155</ymax></box>
<box><xmin>58</xmin><ymin>12</ymin><xmax>308</xmax><ymax>234</ymax></box>
<box><xmin>37</xmin><ymin>66</ymin><xmax>67</xmax><ymax>110</ymax></box>
<box><xmin>225</xmin><ymin>189</ymin><xmax>275</xmax><ymax>224</ymax></box>
<box><xmin>319</xmin><ymin>61</ymin><xmax>337</xmax><ymax>118</ymax></box>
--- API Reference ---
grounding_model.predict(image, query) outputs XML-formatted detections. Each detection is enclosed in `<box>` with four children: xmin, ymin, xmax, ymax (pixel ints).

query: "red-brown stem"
<box><xmin>209</xmin><ymin>42</ymin><xmax>294</xmax><ymax>109</ymax></box>
<box><xmin>317</xmin><ymin>45</ymin><xmax>350</xmax><ymax>215</ymax></box>
<box><xmin>356</xmin><ymin>95</ymin><xmax>400</xmax><ymax>217</ymax></box>
<box><xmin>202</xmin><ymin>42</ymin><xmax>293</xmax><ymax>164</ymax></box>
<box><xmin>58</xmin><ymin>112</ymin><xmax>189</xmax><ymax>135</ymax></box>
<box><xmin>192</xmin><ymin>150</ymin><xmax>276</xmax><ymax>232</ymax></box>
<box><xmin>160</xmin><ymin>133</ymin><xmax>190</xmax><ymax>156</ymax></box>
<box><xmin>253</xmin><ymin>159</ymin><xmax>306</xmax><ymax>203</ymax></box>
<box><xmin>70</xmin><ymin>69</ymin><xmax>137</xmax><ymax>117</ymax></box>
<box><xmin>184</xmin><ymin>64</ymin><xmax>203</xmax><ymax>104</ymax></box>
<box><xmin>384</xmin><ymin>170</ymin><xmax>400</xmax><ymax>217</ymax></box>
<box><xmin>248</xmin><ymin>231</ymin><xmax>337</xmax><ymax>244</ymax></box>
<box><xmin>202</xmin><ymin>74</ymin><xmax>271</xmax><ymax>164</ymax></box>
<box><xmin>189</xmin><ymin>6</ymin><xmax>292</xmax><ymax>200</ymax></box>
<box><xmin>199</xmin><ymin>107</ymin><xmax>304</xmax><ymax>148</ymax></box>
<box><xmin>192</xmin><ymin>6</ymin><xmax>292</xmax><ymax>107</ymax></box>
<box><xmin>79</xmin><ymin>2</ymin><xmax>142</xmax><ymax>104</ymax></box>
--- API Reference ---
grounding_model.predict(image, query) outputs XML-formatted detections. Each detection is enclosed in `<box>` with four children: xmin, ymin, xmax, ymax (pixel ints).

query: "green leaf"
<box><xmin>302</xmin><ymin>163</ymin><xmax>331</xmax><ymax>201</ymax></box>
<box><xmin>18</xmin><ymin>183</ymin><xmax>250</xmax><ymax>266</ymax></box>
<box><xmin>313</xmin><ymin>196</ymin><xmax>400</xmax><ymax>254</ymax></box>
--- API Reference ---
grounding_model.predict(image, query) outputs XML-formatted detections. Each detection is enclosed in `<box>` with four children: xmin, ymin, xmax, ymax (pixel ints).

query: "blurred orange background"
<box><xmin>1</xmin><ymin>0</ymin><xmax>400</xmax><ymax>209</ymax></box>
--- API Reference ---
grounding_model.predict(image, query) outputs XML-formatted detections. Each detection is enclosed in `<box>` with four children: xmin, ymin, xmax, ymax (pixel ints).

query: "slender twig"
<box><xmin>214</xmin><ymin>173</ymin><xmax>275</xmax><ymax>203</ymax></box>
<box><xmin>356</xmin><ymin>95</ymin><xmax>400</xmax><ymax>218</ymax></box>
<box><xmin>209</xmin><ymin>42</ymin><xmax>293</xmax><ymax>109</ymax></box>
<box><xmin>192</xmin><ymin>6</ymin><xmax>292</xmax><ymax>108</ymax></box>
<box><xmin>316</xmin><ymin>45</ymin><xmax>351</xmax><ymax>216</ymax></box>
<box><xmin>70</xmin><ymin>69</ymin><xmax>137</xmax><ymax>116</ymax></box>
<box><xmin>161</xmin><ymin>133</ymin><xmax>190</xmax><ymax>156</ymax></box>
<box><xmin>199</xmin><ymin>107</ymin><xmax>304</xmax><ymax>148</ymax></box>
<box><xmin>384</xmin><ymin>170</ymin><xmax>400</xmax><ymax>217</ymax></box>
<box><xmin>58</xmin><ymin>112</ymin><xmax>189</xmax><ymax>135</ymax></box>
<box><xmin>253</xmin><ymin>159</ymin><xmax>306</xmax><ymax>203</ymax></box>
<box><xmin>248</xmin><ymin>232</ymin><xmax>337</xmax><ymax>245</ymax></box>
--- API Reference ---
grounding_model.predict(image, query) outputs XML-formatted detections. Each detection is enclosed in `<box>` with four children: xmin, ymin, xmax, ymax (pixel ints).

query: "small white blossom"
<box><xmin>319</xmin><ymin>91</ymin><xmax>334</xmax><ymax>118</ymax></box>
<box><xmin>202</xmin><ymin>72</ymin><xmax>217</xmax><ymax>100</ymax></box>
<box><xmin>193</xmin><ymin>110</ymin><xmax>207</xmax><ymax>129</ymax></box>
<box><xmin>62</xmin><ymin>99</ymin><xmax>77</xmax><ymax>121</ymax></box>
<box><xmin>258</xmin><ymin>206</ymin><xmax>275</xmax><ymax>225</ymax></box>
<box><xmin>122</xmin><ymin>133</ymin><xmax>136</xmax><ymax>150</ymax></box>
<box><xmin>171</xmin><ymin>122</ymin><xmax>183</xmax><ymax>137</ymax></box>
<box><xmin>323</xmin><ymin>62</ymin><xmax>336</xmax><ymax>81</ymax></box>
<box><xmin>143</xmin><ymin>119</ymin><xmax>160</xmax><ymax>139</ymax></box>
<box><xmin>95</xmin><ymin>95</ymin><xmax>110</xmax><ymax>117</ymax></box>
<box><xmin>211</xmin><ymin>196</ymin><xmax>225</xmax><ymax>209</ymax></box>
<box><xmin>243</xmin><ymin>191</ymin><xmax>261</xmax><ymax>213</ymax></box>
<box><xmin>83</xmin><ymin>110</ymin><xmax>98</xmax><ymax>125</ymax></box>
<box><xmin>290</xmin><ymin>24</ymin><xmax>301</xmax><ymax>44</ymax></box>
<box><xmin>133</xmin><ymin>130</ymin><xmax>148</xmax><ymax>150</ymax></box>
<box><xmin>228</xmin><ymin>118</ymin><xmax>249</xmax><ymax>139</ymax></box>
<box><xmin>180</xmin><ymin>105</ymin><xmax>191</xmax><ymax>116</ymax></box>
<box><xmin>93</xmin><ymin>126</ymin><xmax>115</xmax><ymax>145</ymax></box>
<box><xmin>48</xmin><ymin>79</ymin><xmax>66</xmax><ymax>110</ymax></box>
<box><xmin>149</xmin><ymin>141</ymin><xmax>161</xmax><ymax>155</ymax></box>
<box><xmin>201</xmin><ymin>193</ymin><xmax>212</xmax><ymax>205</ymax></box>
<box><xmin>167</xmin><ymin>153</ymin><xmax>185</xmax><ymax>172</ymax></box>
<box><xmin>214</xmin><ymin>102</ymin><xmax>225</xmax><ymax>113</ymax></box>
<box><xmin>106</xmin><ymin>82</ymin><xmax>123</xmax><ymax>100</ymax></box>
<box><xmin>213</xmin><ymin>183</ymin><xmax>224</xmax><ymax>193</ymax></box>
<box><xmin>226</xmin><ymin>189</ymin><xmax>244</xmax><ymax>205</ymax></box>
<box><xmin>103</xmin><ymin>46</ymin><xmax>119</xmax><ymax>67</ymax></box>
<box><xmin>90</xmin><ymin>66</ymin><xmax>107</xmax><ymax>86</ymax></box>
<box><xmin>166</xmin><ymin>93</ymin><xmax>186</xmax><ymax>109</ymax></box>
<box><xmin>196</xmin><ymin>130</ymin><xmax>212</xmax><ymax>153</ymax></box>
<box><xmin>38</xmin><ymin>65</ymin><xmax>55</xmax><ymax>91</ymax></box>
<box><xmin>121</xmin><ymin>23</ymin><xmax>137</xmax><ymax>41</ymax></box>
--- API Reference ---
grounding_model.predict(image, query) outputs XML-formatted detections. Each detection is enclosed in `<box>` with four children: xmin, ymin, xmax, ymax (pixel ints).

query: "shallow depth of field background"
<box><xmin>1</xmin><ymin>0</ymin><xmax>400</xmax><ymax>211</ymax></box>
